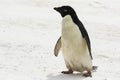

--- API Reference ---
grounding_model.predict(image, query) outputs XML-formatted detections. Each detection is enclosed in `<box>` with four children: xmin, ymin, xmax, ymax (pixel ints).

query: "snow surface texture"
<box><xmin>0</xmin><ymin>0</ymin><xmax>120</xmax><ymax>80</ymax></box>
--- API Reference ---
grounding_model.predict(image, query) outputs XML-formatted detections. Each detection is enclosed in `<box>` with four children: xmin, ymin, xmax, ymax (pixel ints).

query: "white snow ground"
<box><xmin>0</xmin><ymin>0</ymin><xmax>120</xmax><ymax>80</ymax></box>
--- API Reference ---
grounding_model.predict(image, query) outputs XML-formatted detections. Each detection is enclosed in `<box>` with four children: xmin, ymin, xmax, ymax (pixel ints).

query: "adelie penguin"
<box><xmin>54</xmin><ymin>6</ymin><xmax>97</xmax><ymax>77</ymax></box>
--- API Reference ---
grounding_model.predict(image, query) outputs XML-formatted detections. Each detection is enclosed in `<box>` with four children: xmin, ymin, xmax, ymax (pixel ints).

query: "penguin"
<box><xmin>54</xmin><ymin>6</ymin><xmax>97</xmax><ymax>77</ymax></box>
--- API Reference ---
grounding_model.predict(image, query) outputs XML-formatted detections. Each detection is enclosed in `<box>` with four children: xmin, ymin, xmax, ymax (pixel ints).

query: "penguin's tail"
<box><xmin>92</xmin><ymin>66</ymin><xmax>98</xmax><ymax>72</ymax></box>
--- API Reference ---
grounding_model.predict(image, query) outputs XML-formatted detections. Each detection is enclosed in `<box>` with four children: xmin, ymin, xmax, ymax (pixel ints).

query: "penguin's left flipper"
<box><xmin>54</xmin><ymin>37</ymin><xmax>61</xmax><ymax>56</ymax></box>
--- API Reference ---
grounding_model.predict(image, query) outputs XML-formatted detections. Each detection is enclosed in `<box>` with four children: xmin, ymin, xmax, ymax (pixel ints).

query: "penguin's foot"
<box><xmin>61</xmin><ymin>69</ymin><xmax>73</xmax><ymax>74</ymax></box>
<box><xmin>83</xmin><ymin>70</ymin><xmax>92</xmax><ymax>77</ymax></box>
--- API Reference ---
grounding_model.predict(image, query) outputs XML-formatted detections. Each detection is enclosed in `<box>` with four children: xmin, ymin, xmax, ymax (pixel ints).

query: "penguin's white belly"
<box><xmin>61</xmin><ymin>15</ymin><xmax>92</xmax><ymax>72</ymax></box>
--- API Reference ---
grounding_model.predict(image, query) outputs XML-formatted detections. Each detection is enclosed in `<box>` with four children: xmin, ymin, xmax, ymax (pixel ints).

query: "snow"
<box><xmin>0</xmin><ymin>0</ymin><xmax>120</xmax><ymax>80</ymax></box>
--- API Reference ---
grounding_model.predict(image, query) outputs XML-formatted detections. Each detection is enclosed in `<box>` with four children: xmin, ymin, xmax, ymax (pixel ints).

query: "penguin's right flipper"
<box><xmin>54</xmin><ymin>37</ymin><xmax>61</xmax><ymax>57</ymax></box>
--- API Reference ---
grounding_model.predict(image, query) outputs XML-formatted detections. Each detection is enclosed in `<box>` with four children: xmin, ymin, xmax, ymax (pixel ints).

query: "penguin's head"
<box><xmin>54</xmin><ymin>6</ymin><xmax>76</xmax><ymax>17</ymax></box>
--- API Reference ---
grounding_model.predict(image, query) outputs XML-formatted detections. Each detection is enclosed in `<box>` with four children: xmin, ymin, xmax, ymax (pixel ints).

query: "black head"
<box><xmin>54</xmin><ymin>6</ymin><xmax>77</xmax><ymax>17</ymax></box>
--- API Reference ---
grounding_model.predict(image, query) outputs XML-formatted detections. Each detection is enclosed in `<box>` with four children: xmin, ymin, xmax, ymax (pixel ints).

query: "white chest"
<box><xmin>61</xmin><ymin>15</ymin><xmax>83</xmax><ymax>44</ymax></box>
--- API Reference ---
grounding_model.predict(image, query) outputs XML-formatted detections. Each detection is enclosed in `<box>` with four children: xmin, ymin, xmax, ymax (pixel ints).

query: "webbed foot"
<box><xmin>61</xmin><ymin>69</ymin><xmax>73</xmax><ymax>74</ymax></box>
<box><xmin>83</xmin><ymin>70</ymin><xmax>92</xmax><ymax>77</ymax></box>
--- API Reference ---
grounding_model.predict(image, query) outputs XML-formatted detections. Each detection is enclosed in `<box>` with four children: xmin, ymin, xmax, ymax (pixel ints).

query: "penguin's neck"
<box><xmin>62</xmin><ymin>15</ymin><xmax>73</xmax><ymax>27</ymax></box>
<box><xmin>62</xmin><ymin>15</ymin><xmax>82</xmax><ymax>40</ymax></box>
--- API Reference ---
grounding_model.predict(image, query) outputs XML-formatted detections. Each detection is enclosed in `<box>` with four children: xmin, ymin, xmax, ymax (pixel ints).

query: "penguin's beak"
<box><xmin>54</xmin><ymin>7</ymin><xmax>60</xmax><ymax>12</ymax></box>
<box><xmin>54</xmin><ymin>7</ymin><xmax>57</xmax><ymax>10</ymax></box>
<box><xmin>54</xmin><ymin>7</ymin><xmax>63</xmax><ymax>17</ymax></box>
